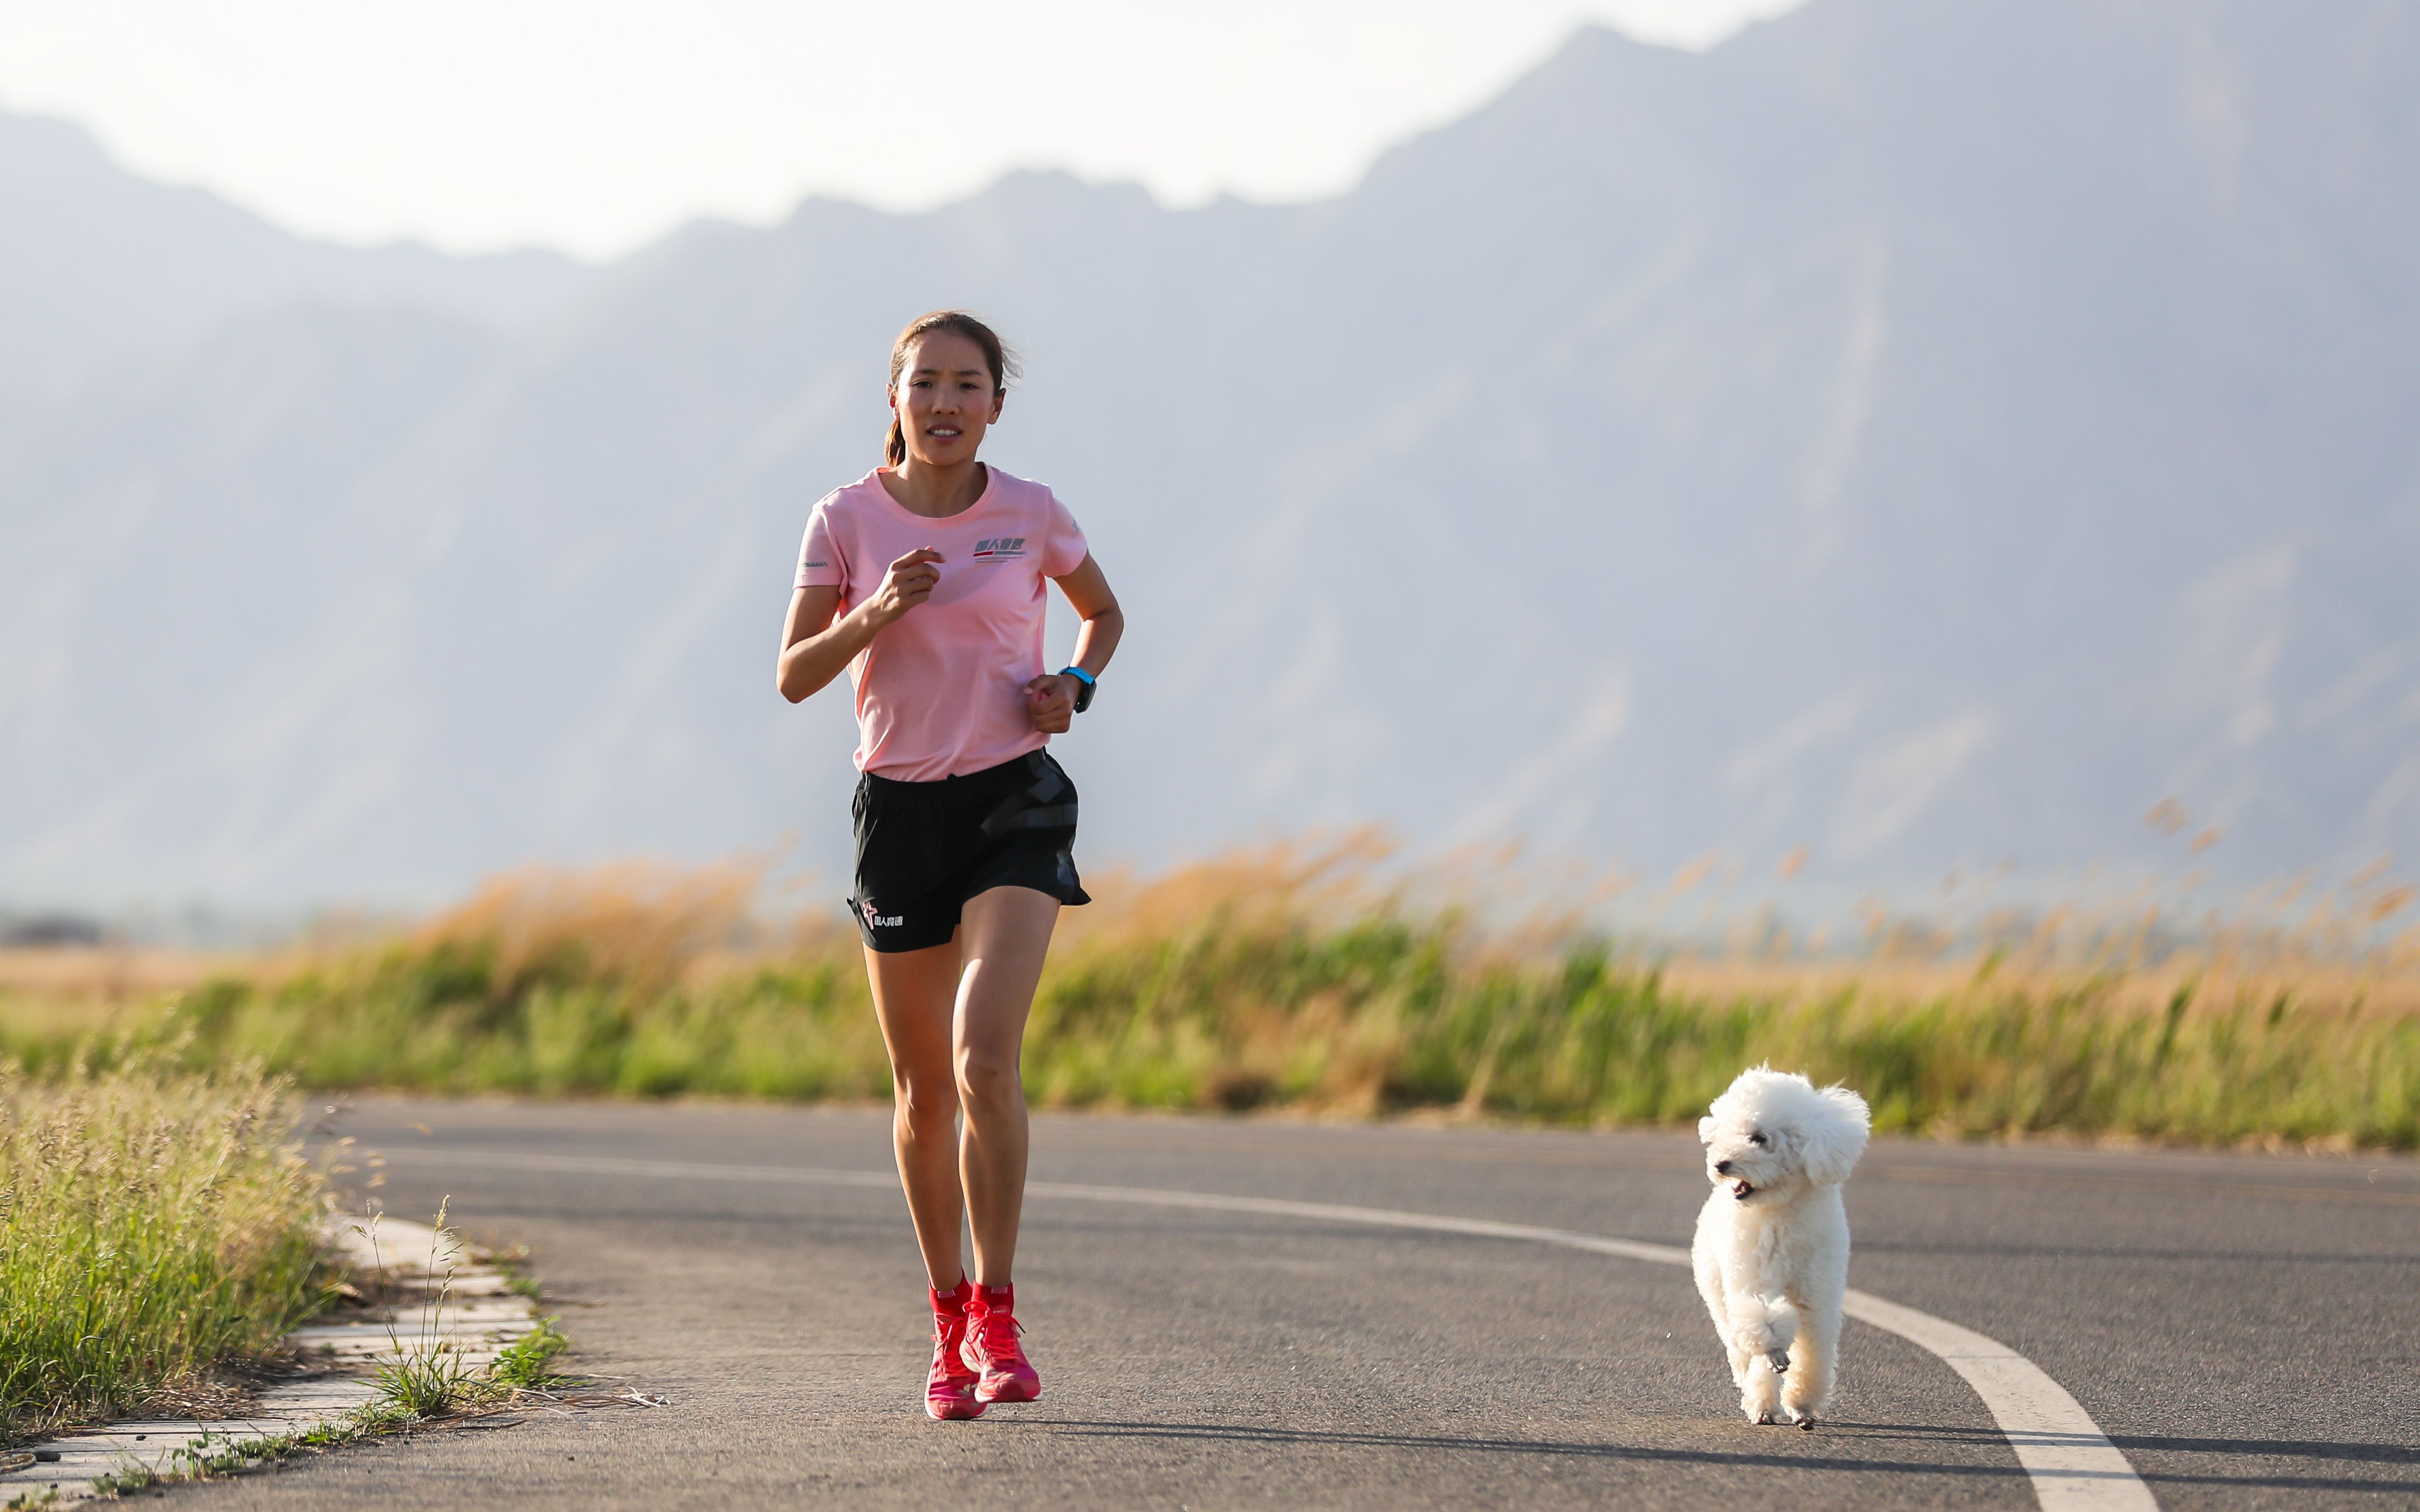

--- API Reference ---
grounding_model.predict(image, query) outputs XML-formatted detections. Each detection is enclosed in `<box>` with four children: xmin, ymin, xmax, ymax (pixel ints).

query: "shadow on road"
<box><xmin>1039</xmin><ymin>1418</ymin><xmax>2419</xmax><ymax>1493</ymax></box>
<box><xmin>1856</xmin><ymin>1239</ymin><xmax>2420</xmax><ymax>1267</ymax></box>
<box><xmin>1041</xmin><ymin>1418</ymin><xmax>2030</xmax><ymax>1480</ymax></box>
<box><xmin>2106</xmin><ymin>1431</ymin><xmax>2420</xmax><ymax>1493</ymax></box>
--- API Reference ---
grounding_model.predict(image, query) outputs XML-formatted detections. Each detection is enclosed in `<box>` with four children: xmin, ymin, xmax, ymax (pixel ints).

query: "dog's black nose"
<box><xmin>1714</xmin><ymin>1160</ymin><xmax>1734</xmax><ymax>1175</ymax></box>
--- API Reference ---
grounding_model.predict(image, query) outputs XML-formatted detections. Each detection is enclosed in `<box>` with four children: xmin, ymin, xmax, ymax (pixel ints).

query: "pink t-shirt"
<box><xmin>795</xmin><ymin>466</ymin><xmax>1089</xmax><ymax>780</ymax></box>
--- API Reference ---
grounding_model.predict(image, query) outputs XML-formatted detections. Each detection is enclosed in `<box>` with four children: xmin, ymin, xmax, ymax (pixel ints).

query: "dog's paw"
<box><xmin>1754</xmin><ymin>1411</ymin><xmax>1779</xmax><ymax>1426</ymax></box>
<box><xmin>1795</xmin><ymin>1415</ymin><xmax>1817</xmax><ymax>1431</ymax></box>
<box><xmin>1768</xmin><ymin>1349</ymin><xmax>1791</xmax><ymax>1374</ymax></box>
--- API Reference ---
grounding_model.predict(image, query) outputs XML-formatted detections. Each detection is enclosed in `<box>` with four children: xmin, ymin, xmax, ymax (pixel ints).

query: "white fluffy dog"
<box><xmin>1691</xmin><ymin>1065</ymin><xmax>1871</xmax><ymax>1429</ymax></box>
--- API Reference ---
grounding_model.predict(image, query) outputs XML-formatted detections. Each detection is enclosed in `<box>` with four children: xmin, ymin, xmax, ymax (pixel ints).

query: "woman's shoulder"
<box><xmin>981</xmin><ymin>466</ymin><xmax>1065</xmax><ymax>513</ymax></box>
<box><xmin>809</xmin><ymin>470</ymin><xmax>890</xmax><ymax>522</ymax></box>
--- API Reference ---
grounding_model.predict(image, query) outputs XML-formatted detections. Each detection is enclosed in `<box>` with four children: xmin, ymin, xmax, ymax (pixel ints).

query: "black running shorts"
<box><xmin>848</xmin><ymin>750</ymin><xmax>1092</xmax><ymax>953</ymax></box>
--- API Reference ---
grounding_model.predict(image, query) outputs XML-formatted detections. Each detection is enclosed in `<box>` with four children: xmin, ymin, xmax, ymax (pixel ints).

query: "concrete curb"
<box><xmin>1</xmin><ymin>1217</ymin><xmax>542</xmax><ymax>1504</ymax></box>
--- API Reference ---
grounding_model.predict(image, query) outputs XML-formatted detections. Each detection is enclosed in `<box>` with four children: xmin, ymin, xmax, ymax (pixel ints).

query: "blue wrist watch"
<box><xmin>1059</xmin><ymin>665</ymin><xmax>1097</xmax><ymax>714</ymax></box>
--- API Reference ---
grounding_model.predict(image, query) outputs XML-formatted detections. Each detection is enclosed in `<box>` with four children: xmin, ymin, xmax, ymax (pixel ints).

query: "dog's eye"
<box><xmin>1747</xmin><ymin>1131</ymin><xmax>1766</xmax><ymax>1146</ymax></box>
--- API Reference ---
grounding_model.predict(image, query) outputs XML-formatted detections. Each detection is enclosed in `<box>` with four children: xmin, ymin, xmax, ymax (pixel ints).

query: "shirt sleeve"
<box><xmin>1040</xmin><ymin>489</ymin><xmax>1090</xmax><ymax>577</ymax></box>
<box><xmin>795</xmin><ymin>500</ymin><xmax>845</xmax><ymax>590</ymax></box>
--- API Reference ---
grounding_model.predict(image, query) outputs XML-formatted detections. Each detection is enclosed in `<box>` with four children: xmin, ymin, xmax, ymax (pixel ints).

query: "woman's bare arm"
<box><xmin>776</xmin><ymin>547</ymin><xmax>945</xmax><ymax>702</ymax></box>
<box><xmin>1021</xmin><ymin>554</ymin><xmax>1125</xmax><ymax>733</ymax></box>
<box><xmin>1055</xmin><ymin>554</ymin><xmax>1124</xmax><ymax>679</ymax></box>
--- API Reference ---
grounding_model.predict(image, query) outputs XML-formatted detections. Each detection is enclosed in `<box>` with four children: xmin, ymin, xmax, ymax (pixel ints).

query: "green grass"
<box><xmin>369</xmin><ymin>1344</ymin><xmax>487</xmax><ymax>1418</ymax></box>
<box><xmin>6</xmin><ymin>859</ymin><xmax>2416</xmax><ymax>1149</ymax></box>
<box><xmin>22</xmin><ymin>911</ymin><xmax>2411</xmax><ymax>1151</ymax></box>
<box><xmin>357</xmin><ymin>1201</ymin><xmax>576</xmax><ymax>1416</ymax></box>
<box><xmin>75</xmin><ymin>1325</ymin><xmax>579</xmax><ymax>1501</ymax></box>
<box><xmin>487</xmin><ymin>1318</ymin><xmax>573</xmax><ymax>1390</ymax></box>
<box><xmin>81</xmin><ymin>1401</ymin><xmax>420</xmax><ymax>1498</ymax></box>
<box><xmin>367</xmin><ymin>1314</ymin><xmax>576</xmax><ymax>1417</ymax></box>
<box><xmin>0</xmin><ymin>1062</ymin><xmax>329</xmax><ymax>1446</ymax></box>
<box><xmin>0</xmin><ymin>1049</ymin><xmax>576</xmax><ymax>1492</ymax></box>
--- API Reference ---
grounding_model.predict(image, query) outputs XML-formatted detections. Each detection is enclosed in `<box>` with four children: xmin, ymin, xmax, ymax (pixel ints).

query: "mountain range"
<box><xmin>4</xmin><ymin>0</ymin><xmax>2416</xmax><ymax>913</ymax></box>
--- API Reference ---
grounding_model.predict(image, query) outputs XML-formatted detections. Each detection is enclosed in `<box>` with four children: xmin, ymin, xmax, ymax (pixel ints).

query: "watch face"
<box><xmin>1072</xmin><ymin>678</ymin><xmax>1096</xmax><ymax>713</ymax></box>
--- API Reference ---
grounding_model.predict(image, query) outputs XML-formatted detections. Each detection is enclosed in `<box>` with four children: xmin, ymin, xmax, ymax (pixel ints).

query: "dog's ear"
<box><xmin>1800</xmin><ymin>1087</ymin><xmax>1872</xmax><ymax>1186</ymax></box>
<box><xmin>1697</xmin><ymin>1115</ymin><xmax>1715</xmax><ymax>1144</ymax></box>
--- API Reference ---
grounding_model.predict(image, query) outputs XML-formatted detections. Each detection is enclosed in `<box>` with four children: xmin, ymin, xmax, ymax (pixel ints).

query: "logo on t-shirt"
<box><xmin>969</xmin><ymin>536</ymin><xmax>1028</xmax><ymax>563</ymax></box>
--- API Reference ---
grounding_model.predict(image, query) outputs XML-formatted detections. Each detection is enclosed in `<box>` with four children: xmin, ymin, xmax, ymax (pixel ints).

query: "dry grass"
<box><xmin>0</xmin><ymin>948</ymin><xmax>237</xmax><ymax>1002</ymax></box>
<box><xmin>4</xmin><ymin>845</ymin><xmax>2416</xmax><ymax>1147</ymax></box>
<box><xmin>1659</xmin><ymin>956</ymin><xmax>2420</xmax><ymax>1023</ymax></box>
<box><xmin>414</xmin><ymin>861</ymin><xmax>768</xmax><ymax>997</ymax></box>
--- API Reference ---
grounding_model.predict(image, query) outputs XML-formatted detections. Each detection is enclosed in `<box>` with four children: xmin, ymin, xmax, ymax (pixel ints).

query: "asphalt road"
<box><xmin>188</xmin><ymin>1097</ymin><xmax>2420</xmax><ymax>1509</ymax></box>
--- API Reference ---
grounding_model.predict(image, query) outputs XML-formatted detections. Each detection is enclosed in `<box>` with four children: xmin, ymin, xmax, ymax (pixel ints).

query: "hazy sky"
<box><xmin>0</xmin><ymin>1</ymin><xmax>1805</xmax><ymax>260</ymax></box>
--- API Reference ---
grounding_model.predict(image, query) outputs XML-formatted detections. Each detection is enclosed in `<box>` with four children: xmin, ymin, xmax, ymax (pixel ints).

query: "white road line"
<box><xmin>387</xmin><ymin>1146</ymin><xmax>2156</xmax><ymax>1510</ymax></box>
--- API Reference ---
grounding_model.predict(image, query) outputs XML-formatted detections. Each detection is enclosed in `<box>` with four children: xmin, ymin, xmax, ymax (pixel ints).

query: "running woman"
<box><xmin>776</xmin><ymin>311</ymin><xmax>1124</xmax><ymax>1421</ymax></box>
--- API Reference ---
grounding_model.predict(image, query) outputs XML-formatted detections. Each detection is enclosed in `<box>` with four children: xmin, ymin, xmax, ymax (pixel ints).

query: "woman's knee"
<box><xmin>954</xmin><ymin>1047</ymin><xmax>1025</xmax><ymax>1111</ymax></box>
<box><xmin>893</xmin><ymin>1071</ymin><xmax>960</xmax><ymax>1131</ymax></box>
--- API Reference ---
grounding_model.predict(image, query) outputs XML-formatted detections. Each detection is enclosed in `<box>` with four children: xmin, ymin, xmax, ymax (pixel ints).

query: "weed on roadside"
<box><xmin>359</xmin><ymin>1203</ymin><xmax>493</xmax><ymax>1418</ymax></box>
<box><xmin>85</xmin><ymin>1400</ymin><xmax>419</xmax><ymax>1496</ymax></box>
<box><xmin>354</xmin><ymin>1205</ymin><xmax>579</xmax><ymax>1418</ymax></box>
<box><xmin>487</xmin><ymin>1318</ymin><xmax>573</xmax><ymax>1391</ymax></box>
<box><xmin>370</xmin><ymin>1344</ymin><xmax>490</xmax><ymax>1417</ymax></box>
<box><xmin>489</xmin><ymin>1242</ymin><xmax>547</xmax><ymax>1301</ymax></box>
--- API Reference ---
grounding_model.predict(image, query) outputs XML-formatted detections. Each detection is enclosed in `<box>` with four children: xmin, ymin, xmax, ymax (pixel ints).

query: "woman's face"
<box><xmin>891</xmin><ymin>331</ymin><xmax>1002</xmax><ymax>468</ymax></box>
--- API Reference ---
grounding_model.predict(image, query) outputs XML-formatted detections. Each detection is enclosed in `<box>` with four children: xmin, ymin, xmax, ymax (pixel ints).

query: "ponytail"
<box><xmin>883</xmin><ymin>310</ymin><xmax>1017</xmax><ymax>467</ymax></box>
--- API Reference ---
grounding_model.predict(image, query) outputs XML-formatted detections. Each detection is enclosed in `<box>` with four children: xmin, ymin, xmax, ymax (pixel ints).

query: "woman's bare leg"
<box><xmin>953</xmin><ymin>886</ymin><xmax>1060</xmax><ymax>1286</ymax></box>
<box><xmin>866</xmin><ymin>940</ymin><xmax>968</xmax><ymax>1290</ymax></box>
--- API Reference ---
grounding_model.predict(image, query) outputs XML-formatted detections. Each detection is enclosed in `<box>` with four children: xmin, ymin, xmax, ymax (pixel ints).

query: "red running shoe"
<box><xmin>960</xmin><ymin>1283</ymin><xmax>1041</xmax><ymax>1404</ymax></box>
<box><xmin>926</xmin><ymin>1286</ymin><xmax>984</xmax><ymax>1421</ymax></box>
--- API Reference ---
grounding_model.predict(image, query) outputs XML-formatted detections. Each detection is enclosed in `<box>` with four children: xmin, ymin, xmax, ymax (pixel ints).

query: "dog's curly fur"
<box><xmin>1691</xmin><ymin>1065</ymin><xmax>1871</xmax><ymax>1428</ymax></box>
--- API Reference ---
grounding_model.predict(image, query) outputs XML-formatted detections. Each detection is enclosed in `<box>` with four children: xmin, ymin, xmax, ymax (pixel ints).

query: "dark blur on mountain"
<box><xmin>3</xmin><ymin>0</ymin><xmax>2415</xmax><ymax>910</ymax></box>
